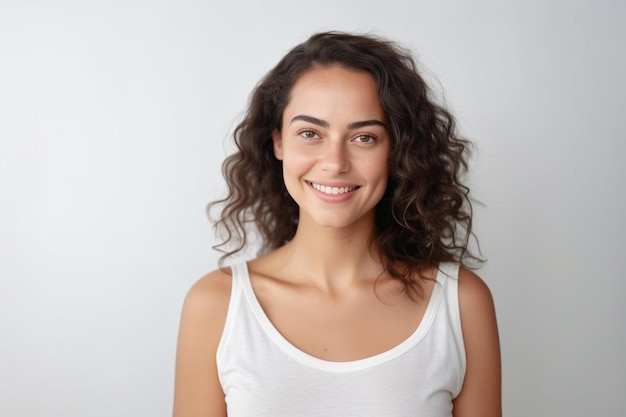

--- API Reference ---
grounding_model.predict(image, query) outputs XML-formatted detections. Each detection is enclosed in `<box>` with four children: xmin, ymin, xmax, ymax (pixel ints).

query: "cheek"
<box><xmin>369</xmin><ymin>152</ymin><xmax>390</xmax><ymax>180</ymax></box>
<box><xmin>282</xmin><ymin>148</ymin><xmax>316</xmax><ymax>176</ymax></box>
<box><xmin>280</xmin><ymin>154</ymin><xmax>310</xmax><ymax>199</ymax></box>
<box><xmin>368</xmin><ymin>152</ymin><xmax>390</xmax><ymax>198</ymax></box>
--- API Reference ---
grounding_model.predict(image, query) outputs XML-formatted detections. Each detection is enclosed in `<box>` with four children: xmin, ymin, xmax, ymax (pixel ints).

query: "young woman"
<box><xmin>173</xmin><ymin>32</ymin><xmax>501</xmax><ymax>417</ymax></box>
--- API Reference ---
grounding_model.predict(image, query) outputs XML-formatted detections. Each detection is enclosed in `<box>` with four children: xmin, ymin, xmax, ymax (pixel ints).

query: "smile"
<box><xmin>309</xmin><ymin>182</ymin><xmax>359</xmax><ymax>195</ymax></box>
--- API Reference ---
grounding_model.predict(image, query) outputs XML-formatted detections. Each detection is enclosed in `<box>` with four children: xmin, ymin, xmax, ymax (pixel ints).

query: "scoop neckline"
<box><xmin>237</xmin><ymin>262</ymin><xmax>445</xmax><ymax>372</ymax></box>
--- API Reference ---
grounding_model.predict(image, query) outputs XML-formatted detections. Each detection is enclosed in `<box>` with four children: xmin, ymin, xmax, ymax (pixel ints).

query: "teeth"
<box><xmin>311</xmin><ymin>182</ymin><xmax>357</xmax><ymax>195</ymax></box>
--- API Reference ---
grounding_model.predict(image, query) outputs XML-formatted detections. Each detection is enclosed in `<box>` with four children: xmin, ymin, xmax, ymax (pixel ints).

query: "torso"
<box><xmin>216</xmin><ymin>260</ymin><xmax>467</xmax><ymax>417</ymax></box>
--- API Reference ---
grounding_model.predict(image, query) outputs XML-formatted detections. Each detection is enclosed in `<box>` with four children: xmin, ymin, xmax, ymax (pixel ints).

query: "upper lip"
<box><xmin>306</xmin><ymin>180</ymin><xmax>360</xmax><ymax>188</ymax></box>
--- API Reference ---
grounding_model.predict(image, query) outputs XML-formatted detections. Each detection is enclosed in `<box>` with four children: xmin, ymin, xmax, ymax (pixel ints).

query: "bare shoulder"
<box><xmin>453</xmin><ymin>267</ymin><xmax>502</xmax><ymax>417</ymax></box>
<box><xmin>173</xmin><ymin>268</ymin><xmax>232</xmax><ymax>417</ymax></box>
<box><xmin>182</xmin><ymin>268</ymin><xmax>232</xmax><ymax>320</ymax></box>
<box><xmin>457</xmin><ymin>267</ymin><xmax>496</xmax><ymax>312</ymax></box>
<box><xmin>456</xmin><ymin>267</ymin><xmax>499</xmax><ymax>358</ymax></box>
<box><xmin>176</xmin><ymin>268</ymin><xmax>233</xmax><ymax>364</ymax></box>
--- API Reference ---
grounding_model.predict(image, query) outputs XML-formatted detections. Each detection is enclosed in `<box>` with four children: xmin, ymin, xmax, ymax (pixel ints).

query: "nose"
<box><xmin>320</xmin><ymin>141</ymin><xmax>350</xmax><ymax>174</ymax></box>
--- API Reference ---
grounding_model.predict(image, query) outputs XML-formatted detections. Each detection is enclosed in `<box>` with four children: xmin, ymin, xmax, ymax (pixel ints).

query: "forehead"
<box><xmin>284</xmin><ymin>66</ymin><xmax>386</xmax><ymax>123</ymax></box>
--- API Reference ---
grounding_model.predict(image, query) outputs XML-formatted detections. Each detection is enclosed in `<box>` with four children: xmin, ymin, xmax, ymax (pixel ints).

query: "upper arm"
<box><xmin>452</xmin><ymin>268</ymin><xmax>502</xmax><ymax>417</ymax></box>
<box><xmin>173</xmin><ymin>270</ymin><xmax>232</xmax><ymax>417</ymax></box>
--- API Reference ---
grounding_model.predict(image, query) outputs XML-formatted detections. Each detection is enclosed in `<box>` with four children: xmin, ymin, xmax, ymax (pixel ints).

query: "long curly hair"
<box><xmin>209</xmin><ymin>31</ymin><xmax>482</xmax><ymax>290</ymax></box>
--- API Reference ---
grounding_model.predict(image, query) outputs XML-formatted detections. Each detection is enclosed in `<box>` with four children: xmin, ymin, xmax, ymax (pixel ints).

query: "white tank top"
<box><xmin>217</xmin><ymin>262</ymin><xmax>466</xmax><ymax>417</ymax></box>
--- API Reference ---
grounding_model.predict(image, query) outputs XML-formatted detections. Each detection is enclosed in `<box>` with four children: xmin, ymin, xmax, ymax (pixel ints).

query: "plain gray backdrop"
<box><xmin>1</xmin><ymin>0</ymin><xmax>625</xmax><ymax>416</ymax></box>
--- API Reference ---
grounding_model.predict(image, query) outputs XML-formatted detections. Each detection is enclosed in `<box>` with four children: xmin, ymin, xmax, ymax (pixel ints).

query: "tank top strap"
<box><xmin>436</xmin><ymin>262</ymin><xmax>466</xmax><ymax>382</ymax></box>
<box><xmin>216</xmin><ymin>261</ymin><xmax>247</xmax><ymax>362</ymax></box>
<box><xmin>230</xmin><ymin>262</ymin><xmax>248</xmax><ymax>286</ymax></box>
<box><xmin>435</xmin><ymin>262</ymin><xmax>460</xmax><ymax>304</ymax></box>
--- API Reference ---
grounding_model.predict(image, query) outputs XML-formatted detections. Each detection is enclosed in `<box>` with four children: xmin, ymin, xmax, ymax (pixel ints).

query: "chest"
<box><xmin>251</xmin><ymin>278</ymin><xmax>434</xmax><ymax>362</ymax></box>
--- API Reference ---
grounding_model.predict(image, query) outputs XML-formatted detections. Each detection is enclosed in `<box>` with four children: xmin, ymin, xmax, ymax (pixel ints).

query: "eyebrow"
<box><xmin>290</xmin><ymin>115</ymin><xmax>387</xmax><ymax>130</ymax></box>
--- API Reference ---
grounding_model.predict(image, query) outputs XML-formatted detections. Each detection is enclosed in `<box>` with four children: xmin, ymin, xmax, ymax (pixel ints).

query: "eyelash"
<box><xmin>296</xmin><ymin>130</ymin><xmax>378</xmax><ymax>144</ymax></box>
<box><xmin>353</xmin><ymin>134</ymin><xmax>377</xmax><ymax>144</ymax></box>
<box><xmin>298</xmin><ymin>130</ymin><xmax>320</xmax><ymax>140</ymax></box>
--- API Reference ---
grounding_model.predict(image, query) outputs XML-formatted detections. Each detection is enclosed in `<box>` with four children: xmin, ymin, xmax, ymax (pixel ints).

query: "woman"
<box><xmin>174</xmin><ymin>32</ymin><xmax>501</xmax><ymax>417</ymax></box>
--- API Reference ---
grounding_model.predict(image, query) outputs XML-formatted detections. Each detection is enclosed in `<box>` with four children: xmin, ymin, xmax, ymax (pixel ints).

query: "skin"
<box><xmin>173</xmin><ymin>66</ymin><xmax>501</xmax><ymax>417</ymax></box>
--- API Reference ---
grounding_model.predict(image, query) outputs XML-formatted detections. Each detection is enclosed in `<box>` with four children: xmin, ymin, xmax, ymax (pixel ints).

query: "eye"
<box><xmin>298</xmin><ymin>130</ymin><xmax>320</xmax><ymax>140</ymax></box>
<box><xmin>352</xmin><ymin>134</ymin><xmax>377</xmax><ymax>144</ymax></box>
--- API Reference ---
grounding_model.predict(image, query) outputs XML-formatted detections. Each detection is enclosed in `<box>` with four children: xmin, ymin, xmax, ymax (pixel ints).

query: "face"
<box><xmin>272</xmin><ymin>65</ymin><xmax>390</xmax><ymax>230</ymax></box>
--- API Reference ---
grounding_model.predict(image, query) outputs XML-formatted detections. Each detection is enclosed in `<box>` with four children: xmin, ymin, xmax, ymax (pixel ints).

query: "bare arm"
<box><xmin>173</xmin><ymin>270</ymin><xmax>232</xmax><ymax>417</ymax></box>
<box><xmin>452</xmin><ymin>268</ymin><xmax>502</xmax><ymax>417</ymax></box>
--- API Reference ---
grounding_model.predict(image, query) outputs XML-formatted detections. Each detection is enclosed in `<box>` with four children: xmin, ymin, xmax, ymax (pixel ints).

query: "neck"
<box><xmin>278</xmin><ymin>212</ymin><xmax>385</xmax><ymax>292</ymax></box>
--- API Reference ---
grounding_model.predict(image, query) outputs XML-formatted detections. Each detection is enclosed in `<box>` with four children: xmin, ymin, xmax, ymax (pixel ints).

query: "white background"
<box><xmin>1</xmin><ymin>0</ymin><xmax>625</xmax><ymax>416</ymax></box>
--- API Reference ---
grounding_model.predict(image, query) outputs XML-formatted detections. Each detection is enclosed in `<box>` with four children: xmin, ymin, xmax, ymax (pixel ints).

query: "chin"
<box><xmin>307</xmin><ymin>211</ymin><xmax>374</xmax><ymax>231</ymax></box>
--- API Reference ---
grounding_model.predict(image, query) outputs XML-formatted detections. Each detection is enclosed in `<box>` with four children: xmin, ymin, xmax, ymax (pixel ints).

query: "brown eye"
<box><xmin>353</xmin><ymin>134</ymin><xmax>376</xmax><ymax>144</ymax></box>
<box><xmin>299</xmin><ymin>130</ymin><xmax>320</xmax><ymax>140</ymax></box>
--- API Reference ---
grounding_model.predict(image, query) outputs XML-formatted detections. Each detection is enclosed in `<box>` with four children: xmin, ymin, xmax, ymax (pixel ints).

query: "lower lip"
<box><xmin>307</xmin><ymin>182</ymin><xmax>358</xmax><ymax>203</ymax></box>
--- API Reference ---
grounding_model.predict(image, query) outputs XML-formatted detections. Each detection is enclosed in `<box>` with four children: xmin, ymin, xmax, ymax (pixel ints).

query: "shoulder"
<box><xmin>173</xmin><ymin>268</ymin><xmax>233</xmax><ymax>417</ymax></box>
<box><xmin>185</xmin><ymin>267</ymin><xmax>233</xmax><ymax>305</ymax></box>
<box><xmin>456</xmin><ymin>267</ymin><xmax>495</xmax><ymax>313</ymax></box>
<box><xmin>176</xmin><ymin>268</ymin><xmax>234</xmax><ymax>361</ymax></box>
<box><xmin>453</xmin><ymin>267</ymin><xmax>502</xmax><ymax>416</ymax></box>
<box><xmin>180</xmin><ymin>268</ymin><xmax>233</xmax><ymax>331</ymax></box>
<box><xmin>455</xmin><ymin>267</ymin><xmax>499</xmax><ymax>350</ymax></box>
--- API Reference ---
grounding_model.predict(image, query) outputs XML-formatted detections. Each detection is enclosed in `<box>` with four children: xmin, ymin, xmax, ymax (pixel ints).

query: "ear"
<box><xmin>272</xmin><ymin>129</ymin><xmax>283</xmax><ymax>160</ymax></box>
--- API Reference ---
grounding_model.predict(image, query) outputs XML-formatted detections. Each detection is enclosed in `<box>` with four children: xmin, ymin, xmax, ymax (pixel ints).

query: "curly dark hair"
<box><xmin>209</xmin><ymin>31</ymin><xmax>482</xmax><ymax>291</ymax></box>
